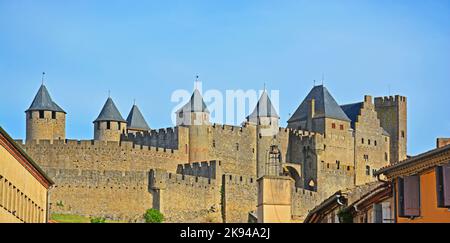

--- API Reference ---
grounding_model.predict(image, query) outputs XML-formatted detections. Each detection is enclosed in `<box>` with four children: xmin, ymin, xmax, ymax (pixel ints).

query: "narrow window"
<box><xmin>368</xmin><ymin>139</ymin><xmax>371</xmax><ymax>145</ymax></box>
<box><xmin>340</xmin><ymin>124</ymin><xmax>344</xmax><ymax>130</ymax></box>
<box><xmin>374</xmin><ymin>140</ymin><xmax>377</xmax><ymax>146</ymax></box>
<box><xmin>366</xmin><ymin>166</ymin><xmax>370</xmax><ymax>176</ymax></box>
<box><xmin>39</xmin><ymin>111</ymin><xmax>44</xmax><ymax>119</ymax></box>
<box><xmin>332</xmin><ymin>123</ymin><xmax>336</xmax><ymax>129</ymax></box>
<box><xmin>52</xmin><ymin>111</ymin><xmax>56</xmax><ymax>119</ymax></box>
<box><xmin>212</xmin><ymin>140</ymin><xmax>216</xmax><ymax>148</ymax></box>
<box><xmin>398</xmin><ymin>175</ymin><xmax>421</xmax><ymax>217</ymax></box>
<box><xmin>374</xmin><ymin>204</ymin><xmax>383</xmax><ymax>223</ymax></box>
<box><xmin>401</xmin><ymin>131</ymin><xmax>405</xmax><ymax>138</ymax></box>
<box><xmin>236</xmin><ymin>143</ymin><xmax>239</xmax><ymax>151</ymax></box>
<box><xmin>118</xmin><ymin>122</ymin><xmax>121</xmax><ymax>130</ymax></box>
<box><xmin>29</xmin><ymin>112</ymin><xmax>33</xmax><ymax>120</ymax></box>
<box><xmin>362</xmin><ymin>138</ymin><xmax>364</xmax><ymax>144</ymax></box>
<box><xmin>106</xmin><ymin>121</ymin><xmax>111</xmax><ymax>130</ymax></box>
<box><xmin>336</xmin><ymin>161</ymin><xmax>340</xmax><ymax>170</ymax></box>
<box><xmin>385</xmin><ymin>152</ymin><xmax>388</xmax><ymax>161</ymax></box>
<box><xmin>436</xmin><ymin>164</ymin><xmax>450</xmax><ymax>208</ymax></box>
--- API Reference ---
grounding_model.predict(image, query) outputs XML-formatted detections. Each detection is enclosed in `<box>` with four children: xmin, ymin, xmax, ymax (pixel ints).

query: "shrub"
<box><xmin>144</xmin><ymin>209</ymin><xmax>164</xmax><ymax>223</ymax></box>
<box><xmin>90</xmin><ymin>217</ymin><xmax>106</xmax><ymax>223</ymax></box>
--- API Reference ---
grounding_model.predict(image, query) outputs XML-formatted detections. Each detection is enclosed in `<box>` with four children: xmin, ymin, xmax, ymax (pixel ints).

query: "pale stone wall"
<box><xmin>222</xmin><ymin>174</ymin><xmax>257</xmax><ymax>223</ymax></box>
<box><xmin>20</xmin><ymin>139</ymin><xmax>187</xmax><ymax>172</ymax></box>
<box><xmin>26</xmin><ymin>110</ymin><xmax>65</xmax><ymax>142</ymax></box>
<box><xmin>94</xmin><ymin>121</ymin><xmax>127</xmax><ymax>142</ymax></box>
<box><xmin>291</xmin><ymin>187</ymin><xmax>321</xmax><ymax>222</ymax></box>
<box><xmin>374</xmin><ymin>96</ymin><xmax>407</xmax><ymax>164</ymax></box>
<box><xmin>0</xmin><ymin>144</ymin><xmax>48</xmax><ymax>223</ymax></box>
<box><xmin>353</xmin><ymin>96</ymin><xmax>391</xmax><ymax>185</ymax></box>
<box><xmin>46</xmin><ymin>168</ymin><xmax>152</xmax><ymax>222</ymax></box>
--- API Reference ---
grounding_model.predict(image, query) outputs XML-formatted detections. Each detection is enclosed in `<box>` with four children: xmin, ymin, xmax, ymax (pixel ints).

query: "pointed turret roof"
<box><xmin>288</xmin><ymin>85</ymin><xmax>350</xmax><ymax>123</ymax></box>
<box><xmin>126</xmin><ymin>104</ymin><xmax>150</xmax><ymax>131</ymax></box>
<box><xmin>93</xmin><ymin>97</ymin><xmax>126</xmax><ymax>123</ymax></box>
<box><xmin>177</xmin><ymin>89</ymin><xmax>209</xmax><ymax>114</ymax></box>
<box><xmin>26</xmin><ymin>84</ymin><xmax>66</xmax><ymax>113</ymax></box>
<box><xmin>247</xmin><ymin>90</ymin><xmax>279</xmax><ymax>120</ymax></box>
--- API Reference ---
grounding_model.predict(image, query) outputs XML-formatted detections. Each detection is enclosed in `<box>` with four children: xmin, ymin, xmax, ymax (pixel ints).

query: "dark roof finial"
<box><xmin>41</xmin><ymin>72</ymin><xmax>45</xmax><ymax>85</ymax></box>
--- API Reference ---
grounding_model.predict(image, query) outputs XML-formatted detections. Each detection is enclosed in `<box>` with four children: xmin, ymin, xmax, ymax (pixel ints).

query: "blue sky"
<box><xmin>0</xmin><ymin>0</ymin><xmax>449</xmax><ymax>155</ymax></box>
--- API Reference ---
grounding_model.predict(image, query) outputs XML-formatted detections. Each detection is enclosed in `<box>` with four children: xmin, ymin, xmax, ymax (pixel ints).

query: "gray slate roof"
<box><xmin>126</xmin><ymin>105</ymin><xmax>150</xmax><ymax>131</ymax></box>
<box><xmin>247</xmin><ymin>90</ymin><xmax>279</xmax><ymax>119</ymax></box>
<box><xmin>94</xmin><ymin>97</ymin><xmax>126</xmax><ymax>123</ymax></box>
<box><xmin>26</xmin><ymin>85</ymin><xmax>66</xmax><ymax>113</ymax></box>
<box><xmin>341</xmin><ymin>102</ymin><xmax>390</xmax><ymax>136</ymax></box>
<box><xmin>177</xmin><ymin>89</ymin><xmax>209</xmax><ymax>114</ymax></box>
<box><xmin>340</xmin><ymin>102</ymin><xmax>363</xmax><ymax>129</ymax></box>
<box><xmin>288</xmin><ymin>85</ymin><xmax>350</xmax><ymax>123</ymax></box>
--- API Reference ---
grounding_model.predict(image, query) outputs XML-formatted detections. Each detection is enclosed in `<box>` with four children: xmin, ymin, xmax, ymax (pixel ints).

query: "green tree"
<box><xmin>144</xmin><ymin>209</ymin><xmax>164</xmax><ymax>223</ymax></box>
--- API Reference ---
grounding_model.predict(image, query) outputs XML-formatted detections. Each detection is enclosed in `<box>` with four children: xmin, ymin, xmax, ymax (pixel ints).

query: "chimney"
<box><xmin>437</xmin><ymin>138</ymin><xmax>450</xmax><ymax>148</ymax></box>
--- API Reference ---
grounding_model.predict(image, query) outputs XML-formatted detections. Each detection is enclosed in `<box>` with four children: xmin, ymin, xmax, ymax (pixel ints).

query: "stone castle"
<box><xmin>15</xmin><ymin>81</ymin><xmax>407</xmax><ymax>222</ymax></box>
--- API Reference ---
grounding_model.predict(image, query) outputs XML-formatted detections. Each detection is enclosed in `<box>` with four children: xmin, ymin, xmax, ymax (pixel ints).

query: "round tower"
<box><xmin>246</xmin><ymin>90</ymin><xmax>280</xmax><ymax>178</ymax></box>
<box><xmin>25</xmin><ymin>84</ymin><xmax>66</xmax><ymax>143</ymax></box>
<box><xmin>93</xmin><ymin>97</ymin><xmax>127</xmax><ymax>142</ymax></box>
<box><xmin>176</xmin><ymin>88</ymin><xmax>210</xmax><ymax>162</ymax></box>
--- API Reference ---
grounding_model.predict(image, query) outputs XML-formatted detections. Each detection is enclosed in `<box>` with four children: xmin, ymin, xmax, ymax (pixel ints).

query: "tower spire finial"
<box><xmin>313</xmin><ymin>80</ymin><xmax>316</xmax><ymax>87</ymax></box>
<box><xmin>133</xmin><ymin>98</ymin><xmax>136</xmax><ymax>106</ymax></box>
<box><xmin>41</xmin><ymin>72</ymin><xmax>46</xmax><ymax>85</ymax></box>
<box><xmin>108</xmin><ymin>90</ymin><xmax>111</xmax><ymax>98</ymax></box>
<box><xmin>195</xmin><ymin>74</ymin><xmax>199</xmax><ymax>90</ymax></box>
<box><xmin>322</xmin><ymin>73</ymin><xmax>325</xmax><ymax>86</ymax></box>
<box><xmin>264</xmin><ymin>82</ymin><xmax>266</xmax><ymax>92</ymax></box>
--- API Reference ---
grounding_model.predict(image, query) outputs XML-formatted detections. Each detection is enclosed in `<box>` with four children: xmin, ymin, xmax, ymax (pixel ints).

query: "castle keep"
<box><xmin>15</xmin><ymin>82</ymin><xmax>407</xmax><ymax>222</ymax></box>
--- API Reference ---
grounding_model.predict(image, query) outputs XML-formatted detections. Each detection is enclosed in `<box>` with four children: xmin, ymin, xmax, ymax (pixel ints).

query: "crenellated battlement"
<box><xmin>121</xmin><ymin>126</ymin><xmax>184</xmax><ymax>150</ymax></box>
<box><xmin>149</xmin><ymin>168</ymin><xmax>216</xmax><ymax>190</ymax></box>
<box><xmin>176</xmin><ymin>160</ymin><xmax>221</xmax><ymax>179</ymax></box>
<box><xmin>292</xmin><ymin>186</ymin><xmax>320</xmax><ymax>200</ymax></box>
<box><xmin>222</xmin><ymin>173</ymin><xmax>257</xmax><ymax>186</ymax></box>
<box><xmin>374</xmin><ymin>95</ymin><xmax>407</xmax><ymax>107</ymax></box>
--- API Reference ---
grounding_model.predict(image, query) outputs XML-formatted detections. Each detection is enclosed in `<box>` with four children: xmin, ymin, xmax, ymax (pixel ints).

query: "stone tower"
<box><xmin>246</xmin><ymin>90</ymin><xmax>280</xmax><ymax>178</ymax></box>
<box><xmin>93</xmin><ymin>97</ymin><xmax>127</xmax><ymax>142</ymax></box>
<box><xmin>176</xmin><ymin>88</ymin><xmax>210</xmax><ymax>162</ymax></box>
<box><xmin>126</xmin><ymin>104</ymin><xmax>150</xmax><ymax>134</ymax></box>
<box><xmin>25</xmin><ymin>84</ymin><xmax>66</xmax><ymax>143</ymax></box>
<box><xmin>374</xmin><ymin>95</ymin><xmax>407</xmax><ymax>164</ymax></box>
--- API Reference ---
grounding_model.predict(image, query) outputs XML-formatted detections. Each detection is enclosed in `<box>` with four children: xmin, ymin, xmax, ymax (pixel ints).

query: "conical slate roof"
<box><xmin>288</xmin><ymin>85</ymin><xmax>350</xmax><ymax>123</ymax></box>
<box><xmin>93</xmin><ymin>97</ymin><xmax>126</xmax><ymax>123</ymax></box>
<box><xmin>177</xmin><ymin>89</ymin><xmax>209</xmax><ymax>114</ymax></box>
<box><xmin>247</xmin><ymin>90</ymin><xmax>279</xmax><ymax>119</ymax></box>
<box><xmin>26</xmin><ymin>84</ymin><xmax>66</xmax><ymax>113</ymax></box>
<box><xmin>126</xmin><ymin>105</ymin><xmax>150</xmax><ymax>131</ymax></box>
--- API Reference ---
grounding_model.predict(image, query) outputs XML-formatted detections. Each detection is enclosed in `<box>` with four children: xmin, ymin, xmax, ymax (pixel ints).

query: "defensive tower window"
<box><xmin>28</xmin><ymin>112</ymin><xmax>33</xmax><ymax>120</ymax></box>
<box><xmin>340</xmin><ymin>124</ymin><xmax>344</xmax><ymax>130</ymax></box>
<box><xmin>366</xmin><ymin>166</ymin><xmax>370</xmax><ymax>176</ymax></box>
<box><xmin>362</xmin><ymin>138</ymin><xmax>364</xmax><ymax>144</ymax></box>
<box><xmin>118</xmin><ymin>122</ymin><xmax>121</xmax><ymax>130</ymax></box>
<box><xmin>52</xmin><ymin>111</ymin><xmax>56</xmax><ymax>119</ymax></box>
<box><xmin>401</xmin><ymin>131</ymin><xmax>405</xmax><ymax>138</ymax></box>
<box><xmin>212</xmin><ymin>140</ymin><xmax>216</xmax><ymax>148</ymax></box>
<box><xmin>106</xmin><ymin>121</ymin><xmax>111</xmax><ymax>130</ymax></box>
<box><xmin>332</xmin><ymin>123</ymin><xmax>336</xmax><ymax>129</ymax></box>
<box><xmin>236</xmin><ymin>143</ymin><xmax>239</xmax><ymax>151</ymax></box>
<box><xmin>368</xmin><ymin>139</ymin><xmax>371</xmax><ymax>145</ymax></box>
<box><xmin>39</xmin><ymin>111</ymin><xmax>44</xmax><ymax>119</ymax></box>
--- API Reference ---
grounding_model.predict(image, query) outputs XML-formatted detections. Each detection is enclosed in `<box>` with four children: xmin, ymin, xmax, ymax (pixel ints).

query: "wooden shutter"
<box><xmin>444</xmin><ymin>165</ymin><xmax>450</xmax><ymax>207</ymax></box>
<box><xmin>437</xmin><ymin>165</ymin><xmax>450</xmax><ymax>207</ymax></box>
<box><xmin>374</xmin><ymin>204</ymin><xmax>383</xmax><ymax>223</ymax></box>
<box><xmin>404</xmin><ymin>175</ymin><xmax>421</xmax><ymax>217</ymax></box>
<box><xmin>398</xmin><ymin>178</ymin><xmax>405</xmax><ymax>217</ymax></box>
